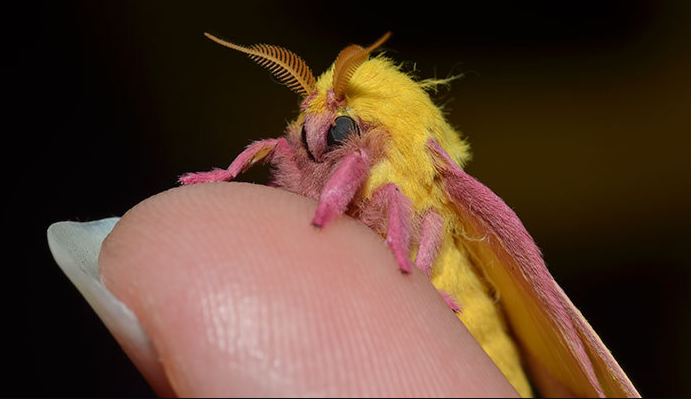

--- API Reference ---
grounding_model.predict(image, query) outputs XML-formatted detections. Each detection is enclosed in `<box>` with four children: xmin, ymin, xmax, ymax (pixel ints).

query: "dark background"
<box><xmin>14</xmin><ymin>0</ymin><xmax>690</xmax><ymax>396</ymax></box>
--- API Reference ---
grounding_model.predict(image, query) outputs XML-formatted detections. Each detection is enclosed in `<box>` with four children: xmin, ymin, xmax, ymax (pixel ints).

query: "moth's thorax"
<box><xmin>312</xmin><ymin>56</ymin><xmax>471</xmax><ymax>166</ymax></box>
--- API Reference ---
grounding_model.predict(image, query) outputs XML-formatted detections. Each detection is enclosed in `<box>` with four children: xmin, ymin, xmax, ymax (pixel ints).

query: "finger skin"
<box><xmin>99</xmin><ymin>182</ymin><xmax>518</xmax><ymax>397</ymax></box>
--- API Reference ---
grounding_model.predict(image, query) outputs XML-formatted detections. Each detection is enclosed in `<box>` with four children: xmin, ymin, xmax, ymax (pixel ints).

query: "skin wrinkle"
<box><xmin>264</xmin><ymin>193</ymin><xmax>380</xmax><ymax>392</ymax></box>
<box><xmin>310</xmin><ymin>219</ymin><xmax>374</xmax><ymax>394</ymax></box>
<box><xmin>192</xmin><ymin>213</ymin><xmax>261</xmax><ymax>383</ymax></box>
<box><xmin>325</xmin><ymin>284</ymin><xmax>366</xmax><ymax>396</ymax></box>
<box><xmin>227</xmin><ymin>195</ymin><xmax>310</xmax><ymax>391</ymax></box>
<box><xmin>327</xmin><ymin>246</ymin><xmax>383</xmax><ymax>397</ymax></box>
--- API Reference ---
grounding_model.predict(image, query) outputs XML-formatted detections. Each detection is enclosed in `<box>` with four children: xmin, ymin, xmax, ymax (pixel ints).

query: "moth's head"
<box><xmin>205</xmin><ymin>32</ymin><xmax>466</xmax><ymax>166</ymax></box>
<box><xmin>296</xmin><ymin>33</ymin><xmax>398</xmax><ymax>163</ymax></box>
<box><xmin>205</xmin><ymin>32</ymin><xmax>392</xmax><ymax>162</ymax></box>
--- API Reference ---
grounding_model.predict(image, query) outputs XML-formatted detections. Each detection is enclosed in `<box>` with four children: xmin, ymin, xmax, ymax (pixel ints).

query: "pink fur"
<box><xmin>414</xmin><ymin>209</ymin><xmax>444</xmax><ymax>275</ymax></box>
<box><xmin>304</xmin><ymin>111</ymin><xmax>333</xmax><ymax>162</ymax></box>
<box><xmin>324</xmin><ymin>89</ymin><xmax>344</xmax><ymax>110</ymax></box>
<box><xmin>354</xmin><ymin>184</ymin><xmax>390</xmax><ymax>235</ymax></box>
<box><xmin>372</xmin><ymin>183</ymin><xmax>414</xmax><ymax>273</ymax></box>
<box><xmin>427</xmin><ymin>139</ymin><xmax>604</xmax><ymax>397</ymax></box>
<box><xmin>271</xmin><ymin>121</ymin><xmax>389</xmax><ymax>203</ymax></box>
<box><xmin>311</xmin><ymin>149</ymin><xmax>371</xmax><ymax>228</ymax></box>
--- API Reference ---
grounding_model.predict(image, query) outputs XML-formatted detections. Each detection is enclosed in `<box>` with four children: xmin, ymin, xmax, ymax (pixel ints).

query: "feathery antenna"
<box><xmin>204</xmin><ymin>32</ymin><xmax>316</xmax><ymax>96</ymax></box>
<box><xmin>332</xmin><ymin>32</ymin><xmax>391</xmax><ymax>100</ymax></box>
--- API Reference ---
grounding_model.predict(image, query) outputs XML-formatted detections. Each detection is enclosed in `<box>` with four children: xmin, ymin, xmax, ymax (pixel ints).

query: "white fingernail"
<box><xmin>47</xmin><ymin>218</ymin><xmax>170</xmax><ymax>392</ymax></box>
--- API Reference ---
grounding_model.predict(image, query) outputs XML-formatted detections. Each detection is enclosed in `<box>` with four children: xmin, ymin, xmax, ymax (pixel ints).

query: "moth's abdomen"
<box><xmin>430</xmin><ymin>230</ymin><xmax>532</xmax><ymax>397</ymax></box>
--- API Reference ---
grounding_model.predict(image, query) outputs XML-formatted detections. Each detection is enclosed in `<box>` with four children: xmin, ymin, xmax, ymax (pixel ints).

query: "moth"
<box><xmin>179</xmin><ymin>32</ymin><xmax>639</xmax><ymax>398</ymax></box>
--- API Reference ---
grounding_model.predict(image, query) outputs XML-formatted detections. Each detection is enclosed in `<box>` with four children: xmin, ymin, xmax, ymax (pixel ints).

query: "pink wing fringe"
<box><xmin>427</xmin><ymin>139</ymin><xmax>638</xmax><ymax>398</ymax></box>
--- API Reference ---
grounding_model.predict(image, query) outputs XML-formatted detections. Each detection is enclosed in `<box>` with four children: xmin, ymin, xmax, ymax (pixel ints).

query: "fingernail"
<box><xmin>47</xmin><ymin>218</ymin><xmax>172</xmax><ymax>395</ymax></box>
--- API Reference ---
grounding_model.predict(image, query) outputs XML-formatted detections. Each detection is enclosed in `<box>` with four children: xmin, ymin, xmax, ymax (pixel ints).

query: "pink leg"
<box><xmin>311</xmin><ymin>149</ymin><xmax>370</xmax><ymax>228</ymax></box>
<box><xmin>414</xmin><ymin>209</ymin><xmax>444</xmax><ymax>276</ymax></box>
<box><xmin>178</xmin><ymin>138</ymin><xmax>289</xmax><ymax>185</ymax></box>
<box><xmin>413</xmin><ymin>209</ymin><xmax>459</xmax><ymax>311</ymax></box>
<box><xmin>369</xmin><ymin>183</ymin><xmax>414</xmax><ymax>274</ymax></box>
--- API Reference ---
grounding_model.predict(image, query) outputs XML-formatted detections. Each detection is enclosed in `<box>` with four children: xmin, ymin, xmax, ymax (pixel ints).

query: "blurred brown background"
<box><xmin>17</xmin><ymin>0</ymin><xmax>690</xmax><ymax>396</ymax></box>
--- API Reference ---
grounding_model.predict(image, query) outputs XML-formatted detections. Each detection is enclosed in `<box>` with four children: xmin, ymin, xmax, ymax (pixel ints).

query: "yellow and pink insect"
<box><xmin>180</xmin><ymin>32</ymin><xmax>638</xmax><ymax>398</ymax></box>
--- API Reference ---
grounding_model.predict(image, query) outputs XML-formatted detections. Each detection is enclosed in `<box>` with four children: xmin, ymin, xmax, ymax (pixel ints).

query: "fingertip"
<box><xmin>100</xmin><ymin>182</ymin><xmax>517</xmax><ymax>397</ymax></box>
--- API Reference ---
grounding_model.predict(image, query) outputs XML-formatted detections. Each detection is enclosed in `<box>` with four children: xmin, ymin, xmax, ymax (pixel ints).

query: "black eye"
<box><xmin>327</xmin><ymin>116</ymin><xmax>359</xmax><ymax>148</ymax></box>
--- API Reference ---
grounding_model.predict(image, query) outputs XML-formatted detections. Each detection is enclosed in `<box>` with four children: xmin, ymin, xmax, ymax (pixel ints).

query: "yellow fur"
<box><xmin>308</xmin><ymin>56</ymin><xmax>532</xmax><ymax>397</ymax></box>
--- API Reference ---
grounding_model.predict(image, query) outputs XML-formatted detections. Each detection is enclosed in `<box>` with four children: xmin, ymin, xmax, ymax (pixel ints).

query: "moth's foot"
<box><xmin>394</xmin><ymin>254</ymin><xmax>413</xmax><ymax>274</ymax></box>
<box><xmin>178</xmin><ymin>168</ymin><xmax>232</xmax><ymax>185</ymax></box>
<box><xmin>311</xmin><ymin>205</ymin><xmax>337</xmax><ymax>229</ymax></box>
<box><xmin>438</xmin><ymin>290</ymin><xmax>461</xmax><ymax>313</ymax></box>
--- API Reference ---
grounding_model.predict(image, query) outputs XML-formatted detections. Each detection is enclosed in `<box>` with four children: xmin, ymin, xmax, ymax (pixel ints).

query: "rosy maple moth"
<box><xmin>179</xmin><ymin>32</ymin><xmax>639</xmax><ymax>398</ymax></box>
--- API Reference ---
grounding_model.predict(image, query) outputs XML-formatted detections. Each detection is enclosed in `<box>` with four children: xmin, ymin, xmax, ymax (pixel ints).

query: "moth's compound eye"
<box><xmin>301</xmin><ymin>124</ymin><xmax>316</xmax><ymax>161</ymax></box>
<box><xmin>327</xmin><ymin>116</ymin><xmax>359</xmax><ymax>149</ymax></box>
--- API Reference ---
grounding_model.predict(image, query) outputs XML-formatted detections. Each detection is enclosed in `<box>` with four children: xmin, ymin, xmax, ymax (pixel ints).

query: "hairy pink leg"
<box><xmin>414</xmin><ymin>209</ymin><xmax>444</xmax><ymax>275</ymax></box>
<box><xmin>413</xmin><ymin>209</ymin><xmax>459</xmax><ymax>310</ymax></box>
<box><xmin>179</xmin><ymin>138</ymin><xmax>288</xmax><ymax>185</ymax></box>
<box><xmin>311</xmin><ymin>149</ymin><xmax>370</xmax><ymax>228</ymax></box>
<box><xmin>370</xmin><ymin>183</ymin><xmax>414</xmax><ymax>274</ymax></box>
